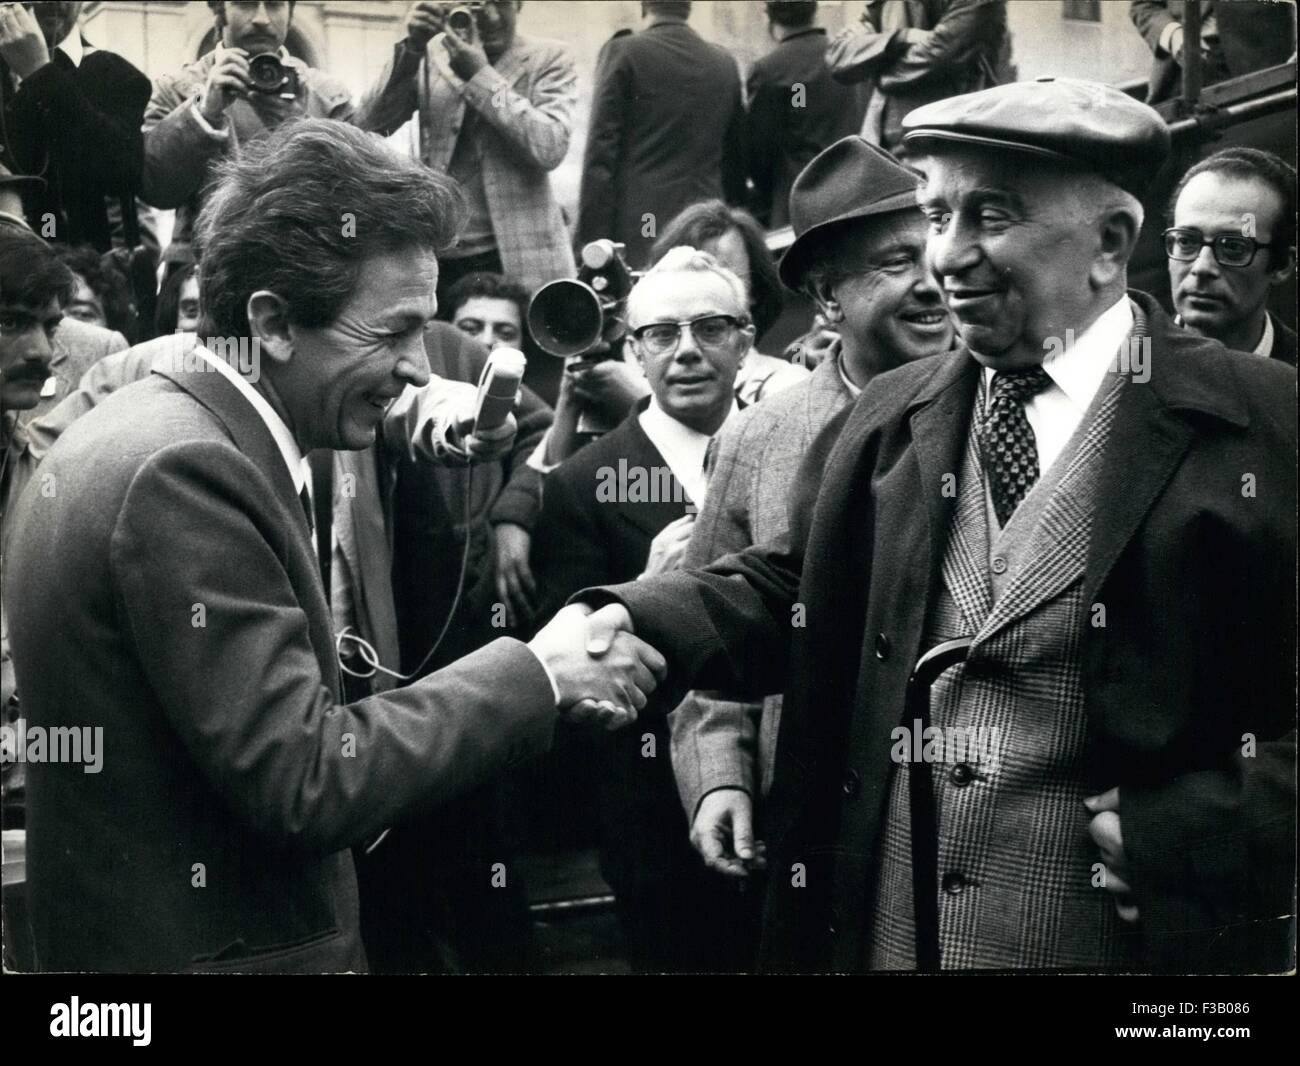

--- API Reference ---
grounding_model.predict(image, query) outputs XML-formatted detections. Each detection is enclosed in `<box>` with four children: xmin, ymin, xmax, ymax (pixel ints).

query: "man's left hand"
<box><xmin>0</xmin><ymin>3</ymin><xmax>51</xmax><ymax>80</ymax></box>
<box><xmin>441</xmin><ymin>24</ymin><xmax>488</xmax><ymax>81</ymax></box>
<box><xmin>1085</xmin><ymin>787</ymin><xmax>1140</xmax><ymax>924</ymax></box>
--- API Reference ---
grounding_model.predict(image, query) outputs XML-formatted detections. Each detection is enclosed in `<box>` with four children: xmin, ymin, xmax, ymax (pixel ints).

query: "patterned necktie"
<box><xmin>976</xmin><ymin>366</ymin><xmax>1054</xmax><ymax>527</ymax></box>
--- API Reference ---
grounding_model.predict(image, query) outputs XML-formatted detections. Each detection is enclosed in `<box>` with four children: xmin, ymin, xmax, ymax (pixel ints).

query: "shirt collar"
<box><xmin>984</xmin><ymin>295</ymin><xmax>1133</xmax><ymax>412</ymax></box>
<box><xmin>836</xmin><ymin>353</ymin><xmax>863</xmax><ymax>398</ymax></box>
<box><xmin>1252</xmin><ymin>312</ymin><xmax>1275</xmax><ymax>357</ymax></box>
<box><xmin>56</xmin><ymin>32</ymin><xmax>84</xmax><ymax>68</ymax></box>
<box><xmin>640</xmin><ymin>394</ymin><xmax>737</xmax><ymax>450</ymax></box>
<box><xmin>193</xmin><ymin>345</ymin><xmax>307</xmax><ymax>493</ymax></box>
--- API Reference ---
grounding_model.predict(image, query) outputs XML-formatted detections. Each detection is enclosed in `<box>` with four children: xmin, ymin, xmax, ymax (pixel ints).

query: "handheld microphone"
<box><xmin>472</xmin><ymin>346</ymin><xmax>526</xmax><ymax>435</ymax></box>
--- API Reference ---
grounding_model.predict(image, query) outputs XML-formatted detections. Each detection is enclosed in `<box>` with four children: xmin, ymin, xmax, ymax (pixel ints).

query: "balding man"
<box><xmin>570</xmin><ymin>79</ymin><xmax>1295</xmax><ymax>973</ymax></box>
<box><xmin>532</xmin><ymin>247</ymin><xmax>755</xmax><ymax>972</ymax></box>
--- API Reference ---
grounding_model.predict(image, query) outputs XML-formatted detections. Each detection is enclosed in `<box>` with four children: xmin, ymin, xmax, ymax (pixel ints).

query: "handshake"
<box><xmin>527</xmin><ymin>603</ymin><xmax>665</xmax><ymax>730</ymax></box>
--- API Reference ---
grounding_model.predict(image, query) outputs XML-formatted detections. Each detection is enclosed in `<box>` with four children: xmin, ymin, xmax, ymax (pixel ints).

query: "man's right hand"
<box><xmin>528</xmin><ymin>603</ymin><xmax>666</xmax><ymax>730</ymax></box>
<box><xmin>405</xmin><ymin>1</ymin><xmax>448</xmax><ymax>50</ymax></box>
<box><xmin>691</xmin><ymin>788</ymin><xmax>766</xmax><ymax>878</ymax></box>
<box><xmin>642</xmin><ymin>514</ymin><xmax>695</xmax><ymax>578</ymax></box>
<box><xmin>200</xmin><ymin>45</ymin><xmax>252</xmax><ymax>124</ymax></box>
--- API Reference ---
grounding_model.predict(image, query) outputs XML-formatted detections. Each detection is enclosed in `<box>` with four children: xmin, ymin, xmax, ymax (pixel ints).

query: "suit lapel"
<box><xmin>978</xmin><ymin>373</ymin><xmax>1125</xmax><ymax>642</ymax></box>
<box><xmin>1084</xmin><ymin>293</ymin><xmax>1251</xmax><ymax>606</ymax></box>
<box><xmin>941</xmin><ymin>413</ymin><xmax>992</xmax><ymax>632</ymax></box>
<box><xmin>154</xmin><ymin>365</ymin><xmax>340</xmax><ymax>699</ymax></box>
<box><xmin>907</xmin><ymin>351</ymin><xmax>982</xmax><ymax>608</ymax></box>
<box><xmin>614</xmin><ymin>415</ymin><xmax>691</xmax><ymax>538</ymax></box>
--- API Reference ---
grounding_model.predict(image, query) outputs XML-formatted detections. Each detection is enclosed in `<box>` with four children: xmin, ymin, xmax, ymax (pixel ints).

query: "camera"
<box><xmin>247</xmin><ymin>53</ymin><xmax>299</xmax><ymax>99</ymax></box>
<box><xmin>527</xmin><ymin>240</ymin><xmax>638</xmax><ymax>360</ymax></box>
<box><xmin>446</xmin><ymin>3</ymin><xmax>482</xmax><ymax>44</ymax></box>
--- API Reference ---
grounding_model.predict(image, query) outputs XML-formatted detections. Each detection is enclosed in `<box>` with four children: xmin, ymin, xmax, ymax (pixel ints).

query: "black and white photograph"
<box><xmin>0</xmin><ymin>0</ymin><xmax>1295</xmax><ymax>1041</ymax></box>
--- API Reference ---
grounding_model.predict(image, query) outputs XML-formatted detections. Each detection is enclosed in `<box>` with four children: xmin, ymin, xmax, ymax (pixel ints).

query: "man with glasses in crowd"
<box><xmin>1164</xmin><ymin>146</ymin><xmax>1296</xmax><ymax>366</ymax></box>
<box><xmin>531</xmin><ymin>247</ymin><xmax>755</xmax><ymax>973</ymax></box>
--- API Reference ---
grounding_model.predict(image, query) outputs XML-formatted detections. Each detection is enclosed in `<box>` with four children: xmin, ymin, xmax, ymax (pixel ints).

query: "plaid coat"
<box><xmin>586</xmin><ymin>293</ymin><xmax>1296</xmax><ymax>972</ymax></box>
<box><xmin>359</xmin><ymin>36</ymin><xmax>577</xmax><ymax>292</ymax></box>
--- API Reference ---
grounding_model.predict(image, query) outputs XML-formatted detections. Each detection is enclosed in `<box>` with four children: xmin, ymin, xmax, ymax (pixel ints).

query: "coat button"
<box><xmin>842</xmin><ymin>769</ymin><xmax>861</xmax><ymax>797</ymax></box>
<box><xmin>874</xmin><ymin>633</ymin><xmax>890</xmax><ymax>660</ymax></box>
<box><xmin>991</xmin><ymin>555</ymin><xmax>1008</xmax><ymax>575</ymax></box>
<box><xmin>942</xmin><ymin>871</ymin><xmax>967</xmax><ymax>895</ymax></box>
<box><xmin>949</xmin><ymin>763</ymin><xmax>973</xmax><ymax>787</ymax></box>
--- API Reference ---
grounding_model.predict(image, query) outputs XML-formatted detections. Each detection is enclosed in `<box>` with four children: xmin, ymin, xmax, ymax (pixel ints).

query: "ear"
<box><xmin>808</xmin><ymin>275</ymin><xmax>844</xmax><ymax>324</ymax></box>
<box><xmin>1267</xmin><ymin>244</ymin><xmax>1296</xmax><ymax>285</ymax></box>
<box><xmin>1093</xmin><ymin>205</ymin><xmax>1140</xmax><ymax>288</ymax></box>
<box><xmin>247</xmin><ymin>291</ymin><xmax>294</xmax><ymax>365</ymax></box>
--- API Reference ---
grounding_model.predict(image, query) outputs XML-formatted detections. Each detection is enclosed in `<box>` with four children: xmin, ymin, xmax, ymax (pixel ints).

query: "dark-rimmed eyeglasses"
<box><xmin>1163</xmin><ymin>227</ymin><xmax>1272</xmax><ymax>268</ymax></box>
<box><xmin>630</xmin><ymin>314</ymin><xmax>744</xmax><ymax>356</ymax></box>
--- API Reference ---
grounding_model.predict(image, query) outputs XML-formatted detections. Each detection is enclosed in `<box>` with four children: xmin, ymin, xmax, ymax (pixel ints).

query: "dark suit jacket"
<box><xmin>583</xmin><ymin>292</ymin><xmax>1296</xmax><ymax>973</ymax></box>
<box><xmin>5</xmin><ymin>366</ymin><xmax>557</xmax><ymax>972</ymax></box>
<box><xmin>1</xmin><ymin>42</ymin><xmax>150</xmax><ymax>251</ymax></box>
<box><xmin>531</xmin><ymin>406</ymin><xmax>698</xmax><ymax>897</ymax></box>
<box><xmin>746</xmin><ymin>28</ymin><xmax>866</xmax><ymax>228</ymax></box>
<box><xmin>1270</xmin><ymin>312</ymin><xmax>1297</xmax><ymax>368</ymax></box>
<box><xmin>575</xmin><ymin>22</ymin><xmax>746</xmax><ymax>268</ymax></box>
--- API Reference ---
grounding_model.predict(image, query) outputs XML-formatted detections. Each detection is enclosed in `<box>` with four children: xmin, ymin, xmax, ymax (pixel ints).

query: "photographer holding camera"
<box><xmin>141</xmin><ymin>1</ymin><xmax>354</xmax><ymax>273</ymax></box>
<box><xmin>358</xmin><ymin>2</ymin><xmax>577</xmax><ymax>301</ymax></box>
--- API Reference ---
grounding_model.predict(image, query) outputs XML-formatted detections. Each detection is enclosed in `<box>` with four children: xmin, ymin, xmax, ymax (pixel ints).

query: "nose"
<box><xmin>395</xmin><ymin>333</ymin><xmax>431</xmax><ymax>388</ymax></box>
<box><xmin>910</xmin><ymin>259</ymin><xmax>943</xmax><ymax>301</ymax></box>
<box><xmin>927</xmin><ymin>215</ymin><xmax>980</xmax><ymax>282</ymax></box>
<box><xmin>1187</xmin><ymin>242</ymin><xmax>1220</xmax><ymax>278</ymax></box>
<box><xmin>674</xmin><ymin>327</ymin><xmax>703</xmax><ymax>363</ymax></box>
<box><xmin>252</xmin><ymin>3</ymin><xmax>272</xmax><ymax>25</ymax></box>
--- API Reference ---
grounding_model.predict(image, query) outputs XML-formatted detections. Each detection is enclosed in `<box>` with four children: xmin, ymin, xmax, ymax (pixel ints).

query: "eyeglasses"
<box><xmin>630</xmin><ymin>314</ymin><xmax>743</xmax><ymax>356</ymax></box>
<box><xmin>1163</xmin><ymin>228</ymin><xmax>1272</xmax><ymax>268</ymax></box>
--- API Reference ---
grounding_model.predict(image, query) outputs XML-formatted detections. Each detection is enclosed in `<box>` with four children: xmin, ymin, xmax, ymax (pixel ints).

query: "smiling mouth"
<box><xmin>900</xmin><ymin>310</ymin><xmax>949</xmax><ymax>326</ymax></box>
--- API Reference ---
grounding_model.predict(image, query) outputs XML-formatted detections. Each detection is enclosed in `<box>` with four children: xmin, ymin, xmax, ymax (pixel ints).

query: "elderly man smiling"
<box><xmin>4</xmin><ymin>119</ymin><xmax>664</xmax><ymax>973</ymax></box>
<box><xmin>569</xmin><ymin>79</ymin><xmax>1295</xmax><ymax>973</ymax></box>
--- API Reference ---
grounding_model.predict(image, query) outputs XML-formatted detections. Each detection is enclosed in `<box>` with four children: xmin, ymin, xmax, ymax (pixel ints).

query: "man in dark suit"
<box><xmin>573</xmin><ymin>80</ymin><xmax>1295</xmax><ymax>973</ymax></box>
<box><xmin>746</xmin><ymin>1</ymin><xmax>866</xmax><ymax>228</ymax></box>
<box><xmin>0</xmin><ymin>2</ymin><xmax>150</xmax><ymax>250</ymax></box>
<box><xmin>532</xmin><ymin>246</ymin><xmax>754</xmax><ymax>971</ymax></box>
<box><xmin>1165</xmin><ymin>147</ymin><xmax>1297</xmax><ymax>366</ymax></box>
<box><xmin>3</xmin><ymin>119</ymin><xmax>664</xmax><ymax>973</ymax></box>
<box><xmin>575</xmin><ymin>1</ymin><xmax>746</xmax><ymax>269</ymax></box>
<box><xmin>1130</xmin><ymin>1</ymin><xmax>1295</xmax><ymax>106</ymax></box>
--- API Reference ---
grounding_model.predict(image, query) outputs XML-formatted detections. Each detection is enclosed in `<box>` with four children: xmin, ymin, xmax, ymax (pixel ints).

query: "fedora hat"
<box><xmin>778</xmin><ymin>136</ymin><xmax>922</xmax><ymax>291</ymax></box>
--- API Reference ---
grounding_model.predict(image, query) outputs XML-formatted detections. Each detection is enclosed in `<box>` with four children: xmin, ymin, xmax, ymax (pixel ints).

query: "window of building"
<box><xmin>1063</xmin><ymin>0</ymin><xmax>1101</xmax><ymax>21</ymax></box>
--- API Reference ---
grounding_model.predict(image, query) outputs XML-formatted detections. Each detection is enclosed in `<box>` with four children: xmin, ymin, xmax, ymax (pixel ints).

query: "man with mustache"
<box><xmin>670</xmin><ymin>137</ymin><xmax>955</xmax><ymax>908</ymax></box>
<box><xmin>142</xmin><ymin>1</ymin><xmax>354</xmax><ymax>273</ymax></box>
<box><xmin>571</xmin><ymin>79</ymin><xmax>1295</xmax><ymax>973</ymax></box>
<box><xmin>1165</xmin><ymin>147</ymin><xmax>1296</xmax><ymax>367</ymax></box>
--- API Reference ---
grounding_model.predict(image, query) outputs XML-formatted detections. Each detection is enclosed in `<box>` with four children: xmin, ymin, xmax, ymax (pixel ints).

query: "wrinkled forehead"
<box><xmin>911</xmin><ymin>146</ymin><xmax>1078</xmax><ymax>207</ymax></box>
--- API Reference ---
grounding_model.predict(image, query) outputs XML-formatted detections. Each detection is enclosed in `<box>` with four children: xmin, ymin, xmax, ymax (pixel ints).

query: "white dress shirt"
<box><xmin>983</xmin><ymin>296</ymin><xmax>1133</xmax><ymax>479</ymax></box>
<box><xmin>1252</xmin><ymin>313</ymin><xmax>1275</xmax><ymax>358</ymax></box>
<box><xmin>639</xmin><ymin>395</ymin><xmax>739</xmax><ymax>510</ymax></box>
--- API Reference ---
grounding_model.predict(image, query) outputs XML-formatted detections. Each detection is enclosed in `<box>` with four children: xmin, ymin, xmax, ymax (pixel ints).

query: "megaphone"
<box><xmin>527</xmin><ymin>239</ymin><xmax>636</xmax><ymax>358</ymax></box>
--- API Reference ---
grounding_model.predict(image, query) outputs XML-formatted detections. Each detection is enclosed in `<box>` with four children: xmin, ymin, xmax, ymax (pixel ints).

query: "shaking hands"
<box><xmin>528</xmin><ymin>603</ymin><xmax>666</xmax><ymax>731</ymax></box>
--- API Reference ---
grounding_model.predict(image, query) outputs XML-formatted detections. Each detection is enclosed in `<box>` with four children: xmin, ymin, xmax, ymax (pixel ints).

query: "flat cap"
<box><xmin>901</xmin><ymin>77</ymin><xmax>1170</xmax><ymax>198</ymax></box>
<box><xmin>779</xmin><ymin>136</ymin><xmax>921</xmax><ymax>290</ymax></box>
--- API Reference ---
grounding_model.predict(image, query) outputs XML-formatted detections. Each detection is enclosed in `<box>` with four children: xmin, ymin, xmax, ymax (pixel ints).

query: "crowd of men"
<box><xmin>0</xmin><ymin>0</ymin><xmax>1295</xmax><ymax>975</ymax></box>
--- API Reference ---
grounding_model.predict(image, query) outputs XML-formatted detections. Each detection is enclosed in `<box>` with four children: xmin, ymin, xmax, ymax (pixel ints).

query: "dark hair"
<box><xmin>208</xmin><ymin>1</ymin><xmax>297</xmax><ymax>25</ymax></box>
<box><xmin>766</xmin><ymin>1</ymin><xmax>817</xmax><ymax>29</ymax></box>
<box><xmin>1169</xmin><ymin>147</ymin><xmax>1297</xmax><ymax>269</ymax></box>
<box><xmin>194</xmin><ymin>119</ymin><xmax>464</xmax><ymax>341</ymax></box>
<box><xmin>643</xmin><ymin>1</ymin><xmax>691</xmax><ymax>19</ymax></box>
<box><xmin>441</xmin><ymin>271</ymin><xmax>530</xmax><ymax>323</ymax></box>
<box><xmin>0</xmin><ymin>229</ymin><xmax>75</xmax><ymax>311</ymax></box>
<box><xmin>53</xmin><ymin>244</ymin><xmax>134</xmax><ymax>336</ymax></box>
<box><xmin>155</xmin><ymin>262</ymin><xmax>199</xmax><ymax>336</ymax></box>
<box><xmin>651</xmin><ymin>200</ymin><xmax>785</xmax><ymax>339</ymax></box>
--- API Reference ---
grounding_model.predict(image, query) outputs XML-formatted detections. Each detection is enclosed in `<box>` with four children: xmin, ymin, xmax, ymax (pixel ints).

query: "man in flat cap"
<box><xmin>571</xmin><ymin>78</ymin><xmax>1295</xmax><ymax>973</ymax></box>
